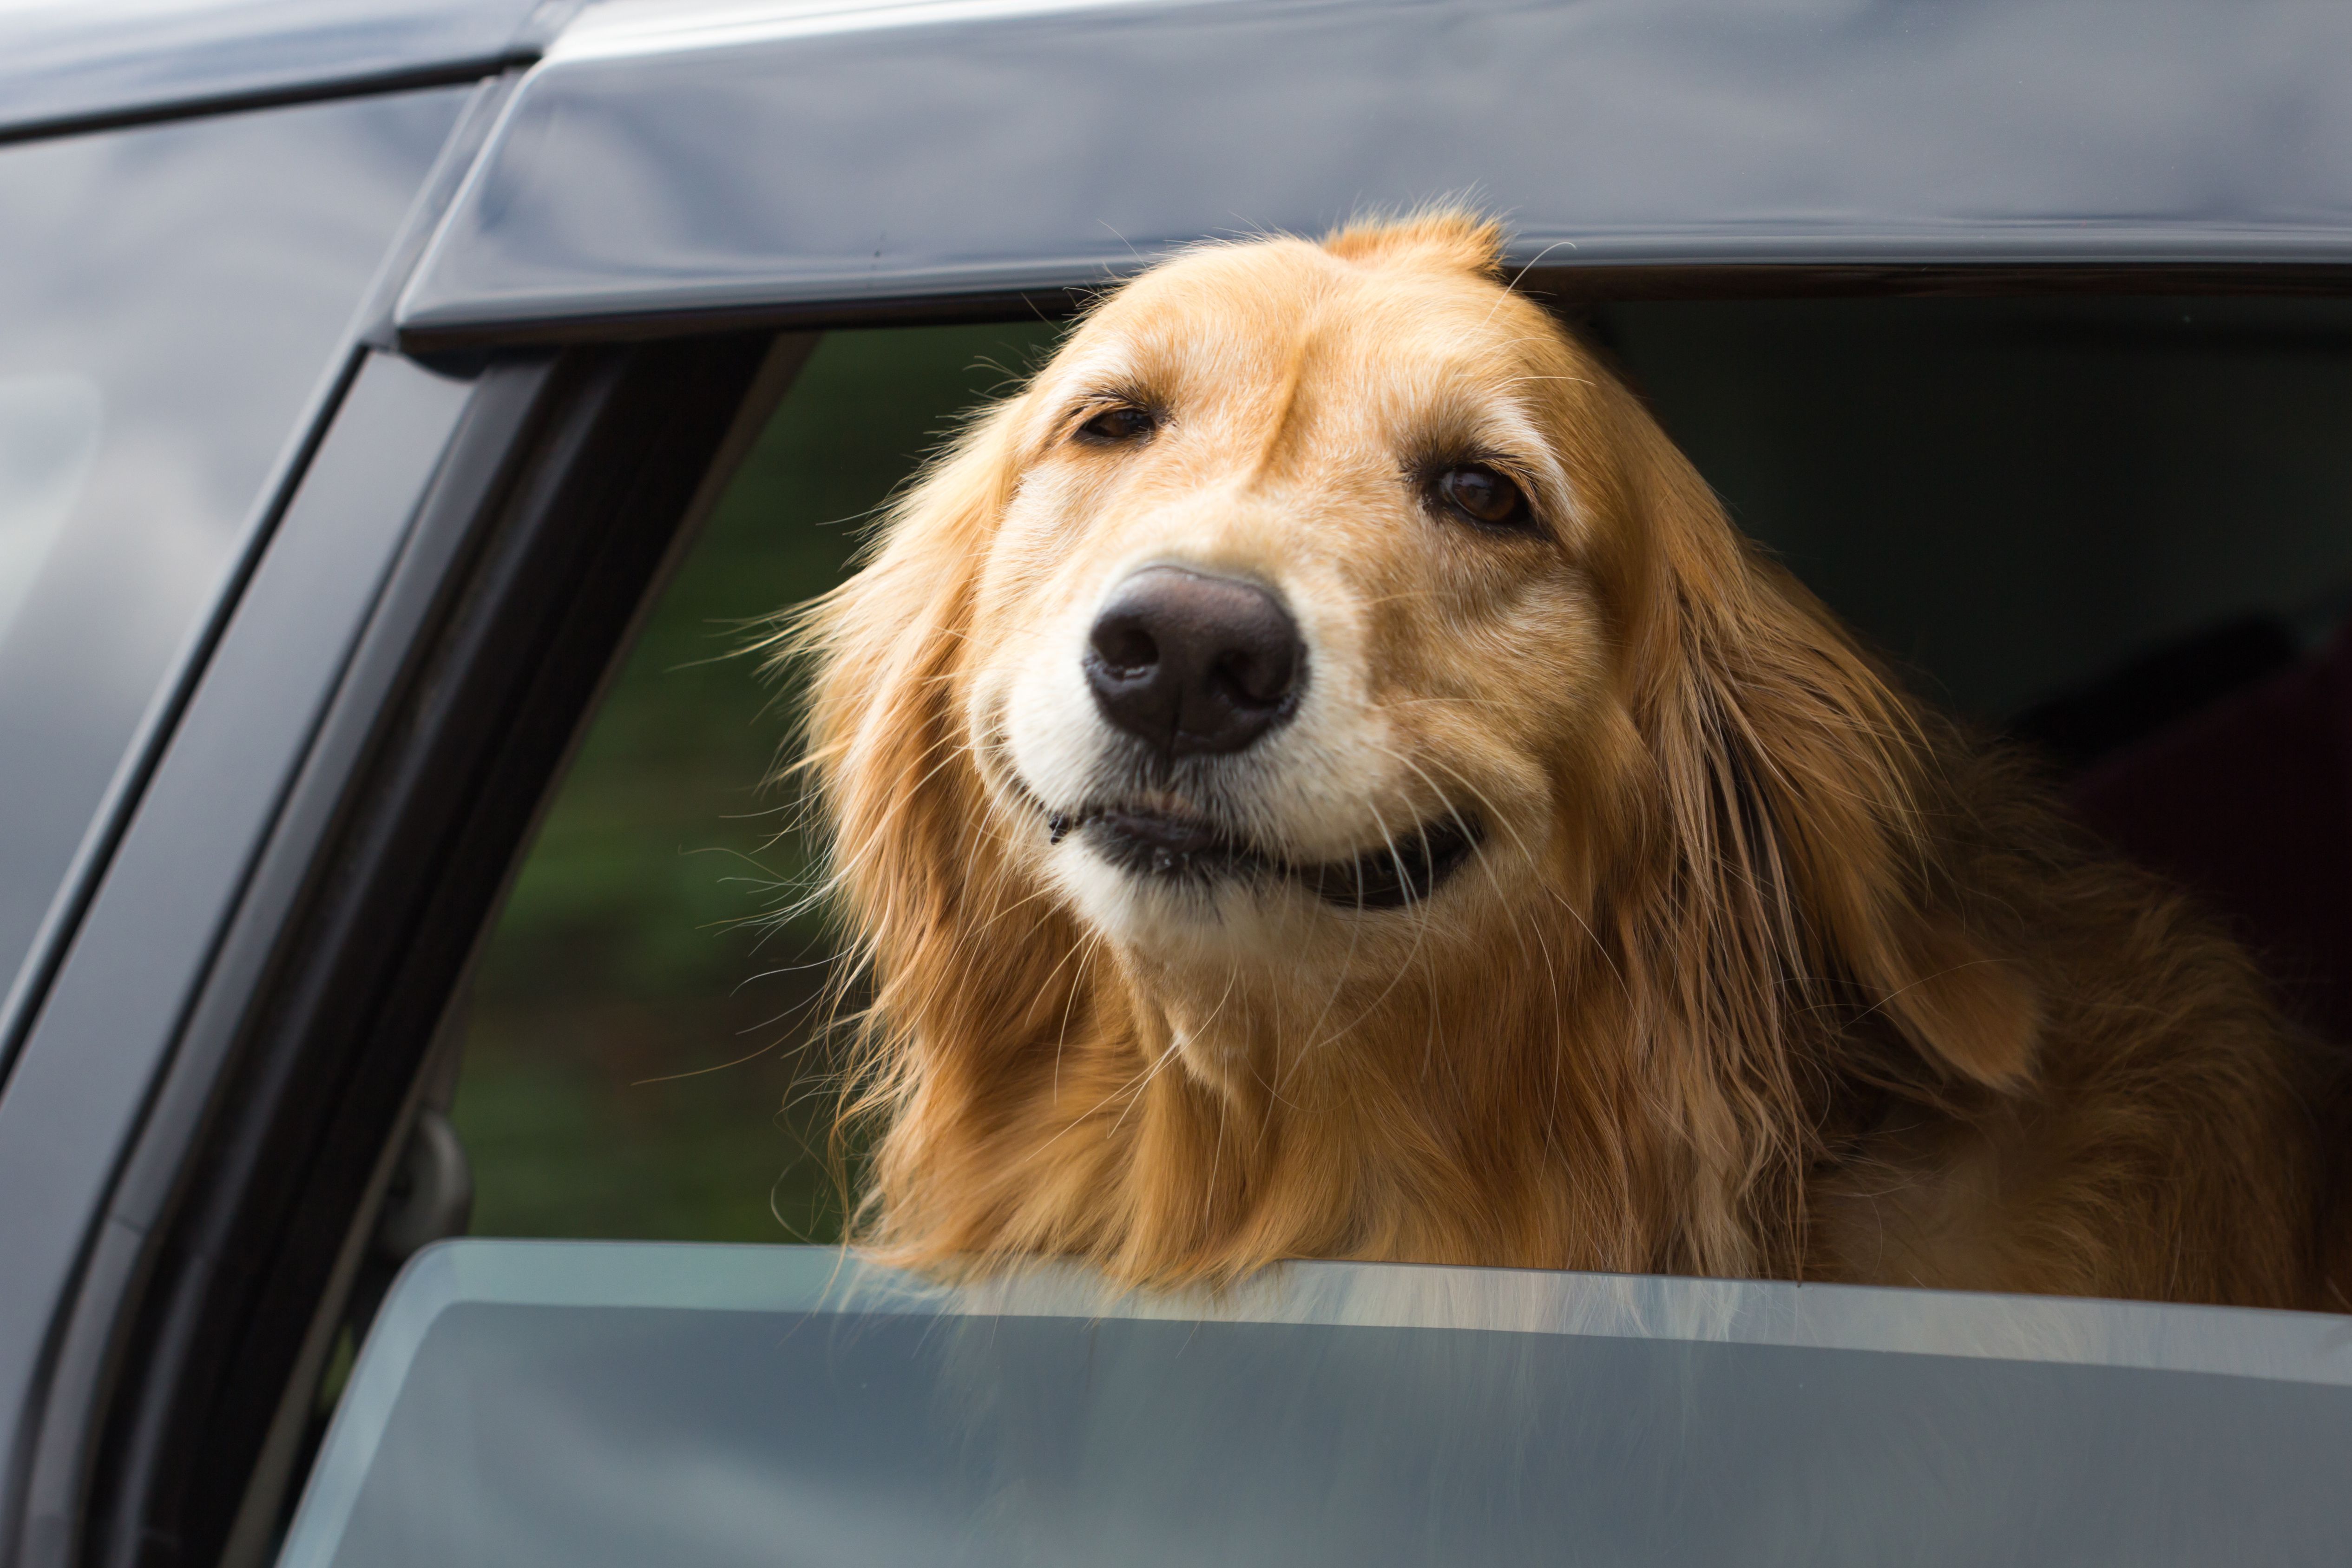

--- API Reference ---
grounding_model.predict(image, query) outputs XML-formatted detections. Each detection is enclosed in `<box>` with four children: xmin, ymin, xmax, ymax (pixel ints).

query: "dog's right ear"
<box><xmin>789</xmin><ymin>394</ymin><xmax>1023</xmax><ymax>927</ymax></box>
<box><xmin>775</xmin><ymin>396</ymin><xmax>1081</xmax><ymax>1062</ymax></box>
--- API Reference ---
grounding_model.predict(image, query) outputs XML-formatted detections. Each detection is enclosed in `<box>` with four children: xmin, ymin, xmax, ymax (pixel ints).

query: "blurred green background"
<box><xmin>453</xmin><ymin>320</ymin><xmax>1061</xmax><ymax>1244</ymax></box>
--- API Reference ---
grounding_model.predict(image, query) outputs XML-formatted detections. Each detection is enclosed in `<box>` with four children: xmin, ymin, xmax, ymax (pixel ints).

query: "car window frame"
<box><xmin>0</xmin><ymin>62</ymin><xmax>806</xmax><ymax>1568</ymax></box>
<box><xmin>0</xmin><ymin>70</ymin><xmax>527</xmax><ymax>1568</ymax></box>
<box><xmin>5</xmin><ymin>332</ymin><xmax>805</xmax><ymax>1568</ymax></box>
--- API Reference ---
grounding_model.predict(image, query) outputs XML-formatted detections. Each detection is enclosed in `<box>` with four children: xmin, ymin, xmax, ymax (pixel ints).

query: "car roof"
<box><xmin>8</xmin><ymin>0</ymin><xmax>2346</xmax><ymax>338</ymax></box>
<box><xmin>0</xmin><ymin>0</ymin><xmax>565</xmax><ymax>143</ymax></box>
<box><xmin>395</xmin><ymin>0</ymin><xmax>2352</xmax><ymax>344</ymax></box>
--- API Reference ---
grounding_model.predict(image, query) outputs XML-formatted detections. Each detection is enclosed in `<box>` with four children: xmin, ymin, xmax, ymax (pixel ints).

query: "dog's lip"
<box><xmin>1089</xmin><ymin>804</ymin><xmax>1233</xmax><ymax>855</ymax></box>
<box><xmin>1053</xmin><ymin>799</ymin><xmax>1481</xmax><ymax>912</ymax></box>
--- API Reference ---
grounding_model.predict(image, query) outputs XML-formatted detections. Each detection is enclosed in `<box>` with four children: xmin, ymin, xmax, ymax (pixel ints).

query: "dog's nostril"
<box><xmin>1089</xmin><ymin>617</ymin><xmax>1160</xmax><ymax>676</ymax></box>
<box><xmin>1214</xmin><ymin>643</ymin><xmax>1295</xmax><ymax>707</ymax></box>
<box><xmin>1083</xmin><ymin>565</ymin><xmax>1305</xmax><ymax>758</ymax></box>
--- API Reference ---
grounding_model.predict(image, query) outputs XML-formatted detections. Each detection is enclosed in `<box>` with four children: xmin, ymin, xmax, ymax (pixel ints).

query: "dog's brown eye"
<box><xmin>1435</xmin><ymin>465</ymin><xmax>1532</xmax><ymax>530</ymax></box>
<box><xmin>1077</xmin><ymin>405</ymin><xmax>1156</xmax><ymax>444</ymax></box>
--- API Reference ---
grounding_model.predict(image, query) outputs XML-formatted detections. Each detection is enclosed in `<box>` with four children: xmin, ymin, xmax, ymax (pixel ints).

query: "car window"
<box><xmin>0</xmin><ymin>374</ymin><xmax>102</xmax><ymax>650</ymax></box>
<box><xmin>283</xmin><ymin>1239</ymin><xmax>2352</xmax><ymax>1568</ymax></box>
<box><xmin>0</xmin><ymin>88</ymin><xmax>467</xmax><ymax>1032</ymax></box>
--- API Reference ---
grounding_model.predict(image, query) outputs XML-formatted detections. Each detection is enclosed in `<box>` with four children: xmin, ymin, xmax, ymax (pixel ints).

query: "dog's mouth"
<box><xmin>1048</xmin><ymin>799</ymin><xmax>1481</xmax><ymax>911</ymax></box>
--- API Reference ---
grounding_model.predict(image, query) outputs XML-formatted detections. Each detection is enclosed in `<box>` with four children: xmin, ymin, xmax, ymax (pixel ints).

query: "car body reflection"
<box><xmin>0</xmin><ymin>86</ymin><xmax>464</xmax><ymax>1016</ymax></box>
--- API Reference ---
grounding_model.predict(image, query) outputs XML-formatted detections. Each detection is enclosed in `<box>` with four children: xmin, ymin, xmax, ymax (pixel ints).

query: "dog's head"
<box><xmin>792</xmin><ymin>214</ymin><xmax>2039</xmax><ymax>1282</ymax></box>
<box><xmin>972</xmin><ymin>215</ymin><xmax>1616</xmax><ymax>994</ymax></box>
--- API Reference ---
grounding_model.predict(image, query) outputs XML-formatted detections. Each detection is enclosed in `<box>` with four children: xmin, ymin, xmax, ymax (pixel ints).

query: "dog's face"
<box><xmin>964</xmin><ymin>228</ymin><xmax>1638</xmax><ymax>999</ymax></box>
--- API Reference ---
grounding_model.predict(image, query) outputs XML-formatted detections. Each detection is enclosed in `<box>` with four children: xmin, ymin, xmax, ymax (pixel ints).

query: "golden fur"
<box><xmin>782</xmin><ymin>212</ymin><xmax>2340</xmax><ymax>1306</ymax></box>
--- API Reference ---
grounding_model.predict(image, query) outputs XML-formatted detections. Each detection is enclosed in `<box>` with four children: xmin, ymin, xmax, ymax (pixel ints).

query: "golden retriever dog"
<box><xmin>787</xmin><ymin>211</ymin><xmax>2343</xmax><ymax>1307</ymax></box>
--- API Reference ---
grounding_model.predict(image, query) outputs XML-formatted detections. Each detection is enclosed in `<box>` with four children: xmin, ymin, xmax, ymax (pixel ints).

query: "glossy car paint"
<box><xmin>399</xmin><ymin>0</ymin><xmax>2352</xmax><ymax>340</ymax></box>
<box><xmin>0</xmin><ymin>0</ymin><xmax>562</xmax><ymax>143</ymax></box>
<box><xmin>0</xmin><ymin>87</ymin><xmax>471</xmax><ymax>1049</ymax></box>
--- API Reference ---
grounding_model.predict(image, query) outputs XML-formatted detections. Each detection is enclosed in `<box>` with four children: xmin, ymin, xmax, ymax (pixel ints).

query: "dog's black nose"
<box><xmin>1084</xmin><ymin>566</ymin><xmax>1304</xmax><ymax>758</ymax></box>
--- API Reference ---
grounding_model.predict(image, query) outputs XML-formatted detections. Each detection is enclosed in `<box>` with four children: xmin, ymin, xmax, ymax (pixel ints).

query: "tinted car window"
<box><xmin>0</xmin><ymin>88</ymin><xmax>466</xmax><ymax>1023</ymax></box>
<box><xmin>0</xmin><ymin>374</ymin><xmax>102</xmax><ymax>648</ymax></box>
<box><xmin>283</xmin><ymin>1241</ymin><xmax>2352</xmax><ymax>1568</ymax></box>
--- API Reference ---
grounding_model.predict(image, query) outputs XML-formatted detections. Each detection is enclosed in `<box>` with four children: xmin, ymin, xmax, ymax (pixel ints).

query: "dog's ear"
<box><xmin>1323</xmin><ymin>209</ymin><xmax>1506</xmax><ymax>278</ymax></box>
<box><xmin>1616</xmin><ymin>411</ymin><xmax>2042</xmax><ymax>1095</ymax></box>
<box><xmin>1851</xmin><ymin>898</ymin><xmax>2043</xmax><ymax>1091</ymax></box>
<box><xmin>788</xmin><ymin>399</ymin><xmax>1020</xmax><ymax>935</ymax></box>
<box><xmin>775</xmin><ymin>395</ymin><xmax>1087</xmax><ymax>1101</ymax></box>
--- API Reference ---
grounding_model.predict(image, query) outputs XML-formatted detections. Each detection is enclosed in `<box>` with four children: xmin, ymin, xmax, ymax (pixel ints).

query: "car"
<box><xmin>2</xmin><ymin>0</ymin><xmax>2350</xmax><ymax>1563</ymax></box>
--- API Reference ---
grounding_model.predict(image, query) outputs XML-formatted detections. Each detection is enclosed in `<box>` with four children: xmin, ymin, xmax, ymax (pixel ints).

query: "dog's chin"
<box><xmin>1049</xmin><ymin>799</ymin><xmax>1480</xmax><ymax>914</ymax></box>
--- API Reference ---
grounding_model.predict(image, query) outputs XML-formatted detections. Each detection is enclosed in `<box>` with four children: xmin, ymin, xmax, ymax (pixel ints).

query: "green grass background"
<box><xmin>453</xmin><ymin>320</ymin><xmax>1061</xmax><ymax>1243</ymax></box>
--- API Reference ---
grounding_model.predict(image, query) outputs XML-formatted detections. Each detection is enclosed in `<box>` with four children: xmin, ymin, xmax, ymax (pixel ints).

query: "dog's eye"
<box><xmin>1077</xmin><ymin>405</ymin><xmax>1156</xmax><ymax>444</ymax></box>
<box><xmin>1433</xmin><ymin>465</ymin><xmax>1533</xmax><ymax>531</ymax></box>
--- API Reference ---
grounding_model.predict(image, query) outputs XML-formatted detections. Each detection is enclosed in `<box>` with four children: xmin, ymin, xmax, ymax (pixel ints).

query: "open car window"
<box><xmin>453</xmin><ymin>300</ymin><xmax>2352</xmax><ymax>1252</ymax></box>
<box><xmin>287</xmin><ymin>1240</ymin><xmax>2352</xmax><ymax>1567</ymax></box>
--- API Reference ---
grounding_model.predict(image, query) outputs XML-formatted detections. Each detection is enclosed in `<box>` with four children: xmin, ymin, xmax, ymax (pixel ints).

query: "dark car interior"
<box><xmin>1596</xmin><ymin>294</ymin><xmax>2352</xmax><ymax>1043</ymax></box>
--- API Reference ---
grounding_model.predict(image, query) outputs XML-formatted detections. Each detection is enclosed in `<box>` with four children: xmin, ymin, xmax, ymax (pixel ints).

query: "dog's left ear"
<box><xmin>1801</xmin><ymin>803</ymin><xmax>2044</xmax><ymax>1093</ymax></box>
<box><xmin>1617</xmin><ymin>411</ymin><xmax>2042</xmax><ymax>1094</ymax></box>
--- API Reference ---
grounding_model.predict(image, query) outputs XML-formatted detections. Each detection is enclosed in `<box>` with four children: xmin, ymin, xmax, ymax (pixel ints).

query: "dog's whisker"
<box><xmin>1289</xmin><ymin>857</ymin><xmax>1377</xmax><ymax>1068</ymax></box>
<box><xmin>1309</xmin><ymin>798</ymin><xmax>1448</xmax><ymax>1050</ymax></box>
<box><xmin>1105</xmin><ymin>967</ymin><xmax>1240</xmax><ymax>1139</ymax></box>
